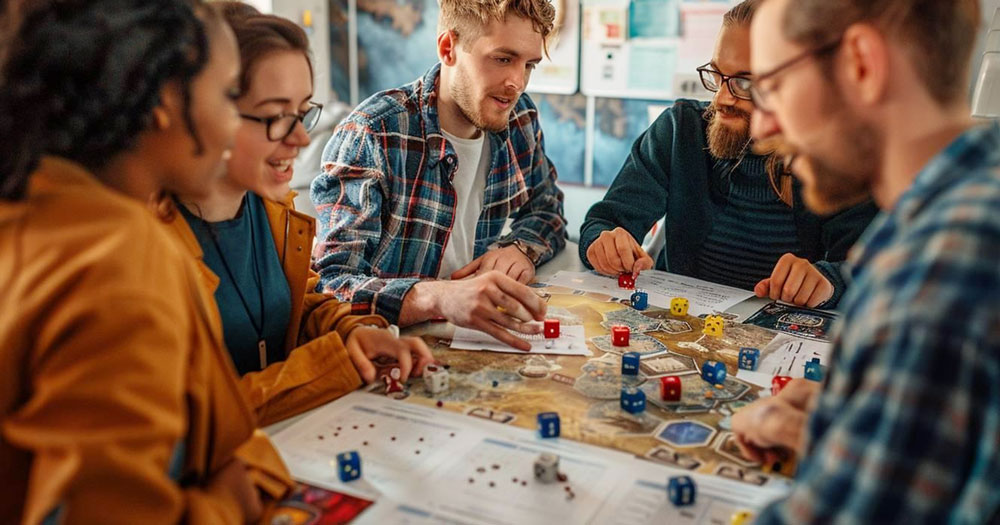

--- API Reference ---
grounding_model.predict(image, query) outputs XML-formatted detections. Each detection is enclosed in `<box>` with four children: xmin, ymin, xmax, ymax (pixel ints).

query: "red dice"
<box><xmin>660</xmin><ymin>376</ymin><xmax>681</xmax><ymax>401</ymax></box>
<box><xmin>543</xmin><ymin>319</ymin><xmax>560</xmax><ymax>339</ymax></box>
<box><xmin>771</xmin><ymin>375</ymin><xmax>793</xmax><ymax>396</ymax></box>
<box><xmin>618</xmin><ymin>273</ymin><xmax>635</xmax><ymax>289</ymax></box>
<box><xmin>612</xmin><ymin>325</ymin><xmax>630</xmax><ymax>347</ymax></box>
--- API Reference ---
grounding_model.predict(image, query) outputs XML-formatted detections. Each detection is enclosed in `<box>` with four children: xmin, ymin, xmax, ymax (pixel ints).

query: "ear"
<box><xmin>152</xmin><ymin>81</ymin><xmax>183</xmax><ymax>131</ymax></box>
<box><xmin>841</xmin><ymin>23</ymin><xmax>889</xmax><ymax>105</ymax></box>
<box><xmin>437</xmin><ymin>30</ymin><xmax>458</xmax><ymax>66</ymax></box>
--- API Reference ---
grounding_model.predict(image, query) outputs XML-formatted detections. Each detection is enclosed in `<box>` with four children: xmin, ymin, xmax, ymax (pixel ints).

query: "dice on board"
<box><xmin>537</xmin><ymin>412</ymin><xmax>560</xmax><ymax>438</ymax></box>
<box><xmin>659</xmin><ymin>375</ymin><xmax>682</xmax><ymax>401</ymax></box>
<box><xmin>630</xmin><ymin>290</ymin><xmax>649</xmax><ymax>310</ymax></box>
<box><xmin>611</xmin><ymin>325</ymin><xmax>630</xmax><ymax>347</ymax></box>
<box><xmin>336</xmin><ymin>451</ymin><xmax>361</xmax><ymax>482</ymax></box>
<box><xmin>534</xmin><ymin>452</ymin><xmax>560</xmax><ymax>483</ymax></box>
<box><xmin>667</xmin><ymin>475</ymin><xmax>696</xmax><ymax>506</ymax></box>
<box><xmin>670</xmin><ymin>297</ymin><xmax>689</xmax><ymax>316</ymax></box>
<box><xmin>738</xmin><ymin>347</ymin><xmax>760</xmax><ymax>371</ymax></box>
<box><xmin>544</xmin><ymin>318</ymin><xmax>560</xmax><ymax>339</ymax></box>
<box><xmin>702</xmin><ymin>315</ymin><xmax>724</xmax><ymax>337</ymax></box>
<box><xmin>804</xmin><ymin>358</ymin><xmax>823</xmax><ymax>382</ymax></box>
<box><xmin>620</xmin><ymin>385</ymin><xmax>646</xmax><ymax>414</ymax></box>
<box><xmin>618</xmin><ymin>273</ymin><xmax>636</xmax><ymax>289</ymax></box>
<box><xmin>701</xmin><ymin>360</ymin><xmax>727</xmax><ymax>385</ymax></box>
<box><xmin>621</xmin><ymin>352</ymin><xmax>641</xmax><ymax>376</ymax></box>
<box><xmin>730</xmin><ymin>510</ymin><xmax>754</xmax><ymax>525</ymax></box>
<box><xmin>423</xmin><ymin>363</ymin><xmax>449</xmax><ymax>394</ymax></box>
<box><xmin>772</xmin><ymin>375</ymin><xmax>793</xmax><ymax>396</ymax></box>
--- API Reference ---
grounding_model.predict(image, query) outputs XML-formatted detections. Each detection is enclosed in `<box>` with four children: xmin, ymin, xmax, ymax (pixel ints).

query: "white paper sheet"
<box><xmin>546</xmin><ymin>270</ymin><xmax>755</xmax><ymax>317</ymax></box>
<box><xmin>735</xmin><ymin>334</ymin><xmax>833</xmax><ymax>390</ymax></box>
<box><xmin>450</xmin><ymin>324</ymin><xmax>591</xmax><ymax>356</ymax></box>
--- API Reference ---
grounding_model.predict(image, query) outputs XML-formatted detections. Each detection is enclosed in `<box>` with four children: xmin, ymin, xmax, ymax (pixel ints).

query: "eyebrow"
<box><xmin>709</xmin><ymin>61</ymin><xmax>752</xmax><ymax>76</ymax></box>
<box><xmin>253</xmin><ymin>95</ymin><xmax>314</xmax><ymax>109</ymax></box>
<box><xmin>493</xmin><ymin>47</ymin><xmax>543</xmax><ymax>64</ymax></box>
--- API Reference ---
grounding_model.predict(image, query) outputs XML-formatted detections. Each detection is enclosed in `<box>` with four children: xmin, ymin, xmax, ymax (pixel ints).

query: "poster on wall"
<box><xmin>529</xmin><ymin>0</ymin><xmax>583</xmax><ymax>94</ymax></box>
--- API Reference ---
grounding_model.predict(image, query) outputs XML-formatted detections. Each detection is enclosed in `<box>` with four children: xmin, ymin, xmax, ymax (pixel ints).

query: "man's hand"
<box><xmin>731</xmin><ymin>379</ymin><xmax>820</xmax><ymax>464</ymax></box>
<box><xmin>451</xmin><ymin>245</ymin><xmax>535</xmax><ymax>284</ymax></box>
<box><xmin>586</xmin><ymin>227</ymin><xmax>654</xmax><ymax>277</ymax></box>
<box><xmin>406</xmin><ymin>271</ymin><xmax>547</xmax><ymax>351</ymax></box>
<box><xmin>755</xmin><ymin>253</ymin><xmax>833</xmax><ymax>308</ymax></box>
<box><xmin>345</xmin><ymin>326</ymin><xmax>434</xmax><ymax>384</ymax></box>
<box><xmin>207</xmin><ymin>458</ymin><xmax>262</xmax><ymax>523</ymax></box>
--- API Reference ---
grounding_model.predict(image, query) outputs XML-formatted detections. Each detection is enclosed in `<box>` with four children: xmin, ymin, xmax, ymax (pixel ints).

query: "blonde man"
<box><xmin>312</xmin><ymin>0</ymin><xmax>566</xmax><ymax>350</ymax></box>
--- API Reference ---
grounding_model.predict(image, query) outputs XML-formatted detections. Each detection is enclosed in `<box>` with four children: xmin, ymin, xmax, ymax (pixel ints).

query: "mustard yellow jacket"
<box><xmin>167</xmin><ymin>192</ymin><xmax>387</xmax><ymax>426</ymax></box>
<box><xmin>0</xmin><ymin>158</ymin><xmax>291</xmax><ymax>524</ymax></box>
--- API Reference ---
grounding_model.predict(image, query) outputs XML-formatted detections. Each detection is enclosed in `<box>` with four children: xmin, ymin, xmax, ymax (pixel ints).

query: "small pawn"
<box><xmin>730</xmin><ymin>510</ymin><xmax>754</xmax><ymax>525</ymax></box>
<box><xmin>772</xmin><ymin>375</ymin><xmax>793</xmax><ymax>396</ymax></box>
<box><xmin>804</xmin><ymin>358</ymin><xmax>823</xmax><ymax>382</ymax></box>
<box><xmin>621</xmin><ymin>352</ymin><xmax>640</xmax><ymax>376</ymax></box>
<box><xmin>423</xmin><ymin>363</ymin><xmax>449</xmax><ymax>394</ymax></box>
<box><xmin>383</xmin><ymin>367</ymin><xmax>404</xmax><ymax>394</ymax></box>
<box><xmin>537</xmin><ymin>412</ymin><xmax>560</xmax><ymax>438</ymax></box>
<box><xmin>534</xmin><ymin>452</ymin><xmax>560</xmax><ymax>483</ymax></box>
<box><xmin>702</xmin><ymin>315</ymin><xmax>724</xmax><ymax>337</ymax></box>
<box><xmin>335</xmin><ymin>451</ymin><xmax>361</xmax><ymax>482</ymax></box>
<box><xmin>611</xmin><ymin>325</ymin><xmax>630</xmax><ymax>347</ymax></box>
<box><xmin>544</xmin><ymin>318</ymin><xmax>560</xmax><ymax>339</ymax></box>
<box><xmin>630</xmin><ymin>290</ymin><xmax>649</xmax><ymax>310</ymax></box>
<box><xmin>620</xmin><ymin>385</ymin><xmax>646</xmax><ymax>414</ymax></box>
<box><xmin>701</xmin><ymin>360</ymin><xmax>727</xmax><ymax>386</ymax></box>
<box><xmin>618</xmin><ymin>273</ymin><xmax>635</xmax><ymax>289</ymax></box>
<box><xmin>670</xmin><ymin>297</ymin><xmax>689</xmax><ymax>316</ymax></box>
<box><xmin>659</xmin><ymin>376</ymin><xmax>681</xmax><ymax>401</ymax></box>
<box><xmin>667</xmin><ymin>475</ymin><xmax>696</xmax><ymax>506</ymax></box>
<box><xmin>738</xmin><ymin>347</ymin><xmax>760</xmax><ymax>371</ymax></box>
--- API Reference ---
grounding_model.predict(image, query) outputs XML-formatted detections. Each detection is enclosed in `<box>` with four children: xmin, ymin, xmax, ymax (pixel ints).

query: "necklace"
<box><xmin>200</xmin><ymin>194</ymin><xmax>269</xmax><ymax>370</ymax></box>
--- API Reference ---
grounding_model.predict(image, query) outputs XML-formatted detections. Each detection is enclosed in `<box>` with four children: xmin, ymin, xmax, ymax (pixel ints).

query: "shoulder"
<box><xmin>651</xmin><ymin>99</ymin><xmax>709</xmax><ymax>128</ymax></box>
<box><xmin>339</xmin><ymin>81</ymin><xmax>421</xmax><ymax>133</ymax></box>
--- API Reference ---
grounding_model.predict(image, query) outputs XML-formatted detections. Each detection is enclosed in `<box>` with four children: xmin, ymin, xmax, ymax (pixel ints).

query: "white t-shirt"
<box><xmin>438</xmin><ymin>129</ymin><xmax>491</xmax><ymax>278</ymax></box>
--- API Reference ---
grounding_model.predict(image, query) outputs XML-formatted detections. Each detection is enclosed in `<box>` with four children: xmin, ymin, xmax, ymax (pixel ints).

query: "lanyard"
<box><xmin>200</xmin><ymin>194</ymin><xmax>268</xmax><ymax>370</ymax></box>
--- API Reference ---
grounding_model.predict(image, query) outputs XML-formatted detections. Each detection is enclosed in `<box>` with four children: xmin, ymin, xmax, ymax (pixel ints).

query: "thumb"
<box><xmin>755</xmin><ymin>278</ymin><xmax>771</xmax><ymax>298</ymax></box>
<box><xmin>632</xmin><ymin>254</ymin><xmax>654</xmax><ymax>276</ymax></box>
<box><xmin>450</xmin><ymin>258</ymin><xmax>482</xmax><ymax>280</ymax></box>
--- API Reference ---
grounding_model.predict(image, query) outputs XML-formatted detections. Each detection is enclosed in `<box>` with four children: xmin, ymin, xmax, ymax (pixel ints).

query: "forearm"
<box><xmin>397</xmin><ymin>280</ymin><xmax>442</xmax><ymax>327</ymax></box>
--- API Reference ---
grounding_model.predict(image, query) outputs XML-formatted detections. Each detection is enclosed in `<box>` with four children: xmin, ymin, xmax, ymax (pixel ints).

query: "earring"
<box><xmin>221</xmin><ymin>149</ymin><xmax>232</xmax><ymax>161</ymax></box>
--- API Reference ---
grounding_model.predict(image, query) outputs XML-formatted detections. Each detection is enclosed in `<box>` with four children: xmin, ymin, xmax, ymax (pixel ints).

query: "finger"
<box><xmin>395</xmin><ymin>342</ymin><xmax>414</xmax><ymax>382</ymax></box>
<box><xmin>806</xmin><ymin>282</ymin><xmax>832</xmax><ymax>308</ymax></box>
<box><xmin>780</xmin><ymin>262</ymin><xmax>808</xmax><ymax>303</ymax></box>
<box><xmin>488</xmin><ymin>309</ymin><xmax>539</xmax><ymax>336</ymax></box>
<box><xmin>601</xmin><ymin>237</ymin><xmax>625</xmax><ymax>274</ymax></box>
<box><xmin>613</xmin><ymin>232</ymin><xmax>635</xmax><ymax>273</ymax></box>
<box><xmin>486</xmin><ymin>286</ymin><xmax>534</xmax><ymax>323</ymax></box>
<box><xmin>494</xmin><ymin>276</ymin><xmax>547</xmax><ymax>321</ymax></box>
<box><xmin>346</xmin><ymin>341</ymin><xmax>377</xmax><ymax>384</ymax></box>
<box><xmin>590</xmin><ymin>244</ymin><xmax>612</xmax><ymax>275</ymax></box>
<box><xmin>792</xmin><ymin>274</ymin><xmax>819</xmax><ymax>306</ymax></box>
<box><xmin>633</xmin><ymin>253</ymin><xmax>654</xmax><ymax>276</ymax></box>
<box><xmin>758</xmin><ymin>404</ymin><xmax>807</xmax><ymax>451</ymax></box>
<box><xmin>779</xmin><ymin>378</ymin><xmax>822</xmax><ymax>409</ymax></box>
<box><xmin>407</xmin><ymin>337</ymin><xmax>435</xmax><ymax>375</ymax></box>
<box><xmin>477</xmin><ymin>318</ymin><xmax>532</xmax><ymax>351</ymax></box>
<box><xmin>451</xmin><ymin>258</ymin><xmax>483</xmax><ymax>280</ymax></box>
<box><xmin>754</xmin><ymin>278</ymin><xmax>771</xmax><ymax>298</ymax></box>
<box><xmin>734</xmin><ymin>435</ymin><xmax>767</xmax><ymax>464</ymax></box>
<box><xmin>768</xmin><ymin>256</ymin><xmax>794</xmax><ymax>301</ymax></box>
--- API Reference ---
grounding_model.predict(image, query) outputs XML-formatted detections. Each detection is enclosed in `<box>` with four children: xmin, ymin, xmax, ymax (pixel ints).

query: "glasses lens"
<box><xmin>698</xmin><ymin>69</ymin><xmax>721</xmax><ymax>92</ymax></box>
<box><xmin>303</xmin><ymin>105</ymin><xmax>323</xmax><ymax>132</ymax></box>
<box><xmin>730</xmin><ymin>77</ymin><xmax>753</xmax><ymax>100</ymax></box>
<box><xmin>268</xmin><ymin>116</ymin><xmax>297</xmax><ymax>141</ymax></box>
<box><xmin>749</xmin><ymin>85</ymin><xmax>769</xmax><ymax>111</ymax></box>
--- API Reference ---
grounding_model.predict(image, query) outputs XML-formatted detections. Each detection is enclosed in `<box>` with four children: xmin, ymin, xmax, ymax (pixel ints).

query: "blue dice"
<box><xmin>622</xmin><ymin>352</ymin><xmax>641</xmax><ymax>376</ymax></box>
<box><xmin>668</xmin><ymin>475</ymin><xmax>696</xmax><ymax>506</ymax></box>
<box><xmin>537</xmin><ymin>412</ymin><xmax>560</xmax><ymax>438</ymax></box>
<box><xmin>804</xmin><ymin>358</ymin><xmax>823</xmax><ymax>382</ymax></box>
<box><xmin>701</xmin><ymin>360</ymin><xmax>727</xmax><ymax>385</ymax></box>
<box><xmin>630</xmin><ymin>290</ymin><xmax>649</xmax><ymax>310</ymax></box>
<box><xmin>336</xmin><ymin>451</ymin><xmax>361</xmax><ymax>482</ymax></box>
<box><xmin>738</xmin><ymin>347</ymin><xmax>760</xmax><ymax>371</ymax></box>
<box><xmin>620</xmin><ymin>385</ymin><xmax>646</xmax><ymax>414</ymax></box>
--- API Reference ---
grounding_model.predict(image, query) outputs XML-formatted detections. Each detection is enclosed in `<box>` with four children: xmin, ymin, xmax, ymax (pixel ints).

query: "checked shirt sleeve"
<box><xmin>311</xmin><ymin>121</ymin><xmax>420</xmax><ymax>323</ymax></box>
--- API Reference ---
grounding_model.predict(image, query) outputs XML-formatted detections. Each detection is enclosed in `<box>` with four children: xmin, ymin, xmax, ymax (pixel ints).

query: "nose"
<box><xmin>285</xmin><ymin>119</ymin><xmax>312</xmax><ymax>147</ymax></box>
<box><xmin>751</xmin><ymin>108</ymin><xmax>781</xmax><ymax>141</ymax></box>
<box><xmin>506</xmin><ymin>69</ymin><xmax>526</xmax><ymax>94</ymax></box>
<box><xmin>715</xmin><ymin>80</ymin><xmax>738</xmax><ymax>106</ymax></box>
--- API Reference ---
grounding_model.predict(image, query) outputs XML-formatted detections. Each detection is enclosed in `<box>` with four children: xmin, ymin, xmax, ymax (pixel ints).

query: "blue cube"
<box><xmin>630</xmin><ymin>290</ymin><xmax>649</xmax><ymax>310</ymax></box>
<box><xmin>336</xmin><ymin>451</ymin><xmax>361</xmax><ymax>482</ymax></box>
<box><xmin>738</xmin><ymin>347</ymin><xmax>760</xmax><ymax>371</ymax></box>
<box><xmin>701</xmin><ymin>360</ymin><xmax>727</xmax><ymax>385</ymax></box>
<box><xmin>537</xmin><ymin>412</ymin><xmax>560</xmax><ymax>438</ymax></box>
<box><xmin>620</xmin><ymin>386</ymin><xmax>646</xmax><ymax>414</ymax></box>
<box><xmin>667</xmin><ymin>475</ymin><xmax>696</xmax><ymax>506</ymax></box>
<box><xmin>622</xmin><ymin>352</ymin><xmax>641</xmax><ymax>376</ymax></box>
<box><xmin>804</xmin><ymin>358</ymin><xmax>823</xmax><ymax>382</ymax></box>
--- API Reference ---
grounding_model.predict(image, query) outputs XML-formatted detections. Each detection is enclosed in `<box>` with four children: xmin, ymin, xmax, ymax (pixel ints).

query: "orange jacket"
<box><xmin>167</xmin><ymin>192</ymin><xmax>387</xmax><ymax>426</ymax></box>
<box><xmin>0</xmin><ymin>158</ymin><xmax>291</xmax><ymax>524</ymax></box>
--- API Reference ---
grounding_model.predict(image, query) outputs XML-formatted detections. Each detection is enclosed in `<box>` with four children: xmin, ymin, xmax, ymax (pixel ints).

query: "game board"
<box><xmin>380</xmin><ymin>284</ymin><xmax>796</xmax><ymax>483</ymax></box>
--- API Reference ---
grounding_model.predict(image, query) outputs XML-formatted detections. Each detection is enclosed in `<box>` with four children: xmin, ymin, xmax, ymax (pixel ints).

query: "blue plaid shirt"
<box><xmin>758</xmin><ymin>123</ymin><xmax>1000</xmax><ymax>524</ymax></box>
<box><xmin>311</xmin><ymin>64</ymin><xmax>567</xmax><ymax>322</ymax></box>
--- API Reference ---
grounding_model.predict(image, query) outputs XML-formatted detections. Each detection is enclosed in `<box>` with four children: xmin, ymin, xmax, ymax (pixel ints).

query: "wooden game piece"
<box><xmin>611</xmin><ymin>325</ymin><xmax>630</xmax><ymax>347</ymax></box>
<box><xmin>804</xmin><ymin>358</ymin><xmax>823</xmax><ymax>382</ymax></box>
<box><xmin>618</xmin><ymin>273</ymin><xmax>635</xmax><ymax>289</ymax></box>
<box><xmin>621</xmin><ymin>352</ymin><xmax>640</xmax><ymax>376</ymax></box>
<box><xmin>660</xmin><ymin>376</ymin><xmax>681</xmax><ymax>401</ymax></box>
<box><xmin>544</xmin><ymin>318</ymin><xmax>560</xmax><ymax>338</ymax></box>
<box><xmin>620</xmin><ymin>385</ymin><xmax>646</xmax><ymax>414</ymax></box>
<box><xmin>772</xmin><ymin>375</ymin><xmax>793</xmax><ymax>396</ymax></box>
<box><xmin>701</xmin><ymin>360</ymin><xmax>727</xmax><ymax>385</ymax></box>
<box><xmin>667</xmin><ymin>475</ymin><xmax>696</xmax><ymax>506</ymax></box>
<box><xmin>537</xmin><ymin>412</ymin><xmax>560</xmax><ymax>438</ymax></box>
<box><xmin>670</xmin><ymin>297</ymin><xmax>689</xmax><ymax>316</ymax></box>
<box><xmin>738</xmin><ymin>348</ymin><xmax>760</xmax><ymax>371</ymax></box>
<box><xmin>383</xmin><ymin>367</ymin><xmax>404</xmax><ymax>394</ymax></box>
<box><xmin>335</xmin><ymin>451</ymin><xmax>361</xmax><ymax>482</ymax></box>
<box><xmin>702</xmin><ymin>315</ymin><xmax>724</xmax><ymax>337</ymax></box>
<box><xmin>423</xmin><ymin>363</ymin><xmax>449</xmax><ymax>394</ymax></box>
<box><xmin>534</xmin><ymin>452</ymin><xmax>560</xmax><ymax>483</ymax></box>
<box><xmin>730</xmin><ymin>510</ymin><xmax>754</xmax><ymax>525</ymax></box>
<box><xmin>630</xmin><ymin>290</ymin><xmax>649</xmax><ymax>310</ymax></box>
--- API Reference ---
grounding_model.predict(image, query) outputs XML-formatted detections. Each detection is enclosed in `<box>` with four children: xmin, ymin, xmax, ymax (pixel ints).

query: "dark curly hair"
<box><xmin>0</xmin><ymin>0</ymin><xmax>213</xmax><ymax>200</ymax></box>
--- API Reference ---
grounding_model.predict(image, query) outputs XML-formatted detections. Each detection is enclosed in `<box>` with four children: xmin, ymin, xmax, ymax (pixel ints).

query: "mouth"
<box><xmin>490</xmin><ymin>95</ymin><xmax>515</xmax><ymax>110</ymax></box>
<box><xmin>267</xmin><ymin>158</ymin><xmax>295</xmax><ymax>182</ymax></box>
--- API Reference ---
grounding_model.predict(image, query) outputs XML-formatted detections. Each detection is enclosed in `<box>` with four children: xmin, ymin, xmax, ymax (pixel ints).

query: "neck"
<box><xmin>181</xmin><ymin>177</ymin><xmax>248</xmax><ymax>222</ymax></box>
<box><xmin>437</xmin><ymin>66</ymin><xmax>482</xmax><ymax>139</ymax></box>
<box><xmin>874</xmin><ymin>99</ymin><xmax>975</xmax><ymax>210</ymax></box>
<box><xmin>94</xmin><ymin>154</ymin><xmax>162</xmax><ymax>202</ymax></box>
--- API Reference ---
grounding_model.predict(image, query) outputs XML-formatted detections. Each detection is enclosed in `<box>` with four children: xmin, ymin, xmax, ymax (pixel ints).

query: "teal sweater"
<box><xmin>579</xmin><ymin>100</ymin><xmax>878</xmax><ymax>308</ymax></box>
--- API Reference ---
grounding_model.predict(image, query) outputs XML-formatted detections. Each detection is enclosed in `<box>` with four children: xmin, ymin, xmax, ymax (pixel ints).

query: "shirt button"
<box><xmin>297</xmin><ymin>246</ymin><xmax>303</xmax><ymax>252</ymax></box>
<box><xmin>446</xmin><ymin>158</ymin><xmax>454</xmax><ymax>164</ymax></box>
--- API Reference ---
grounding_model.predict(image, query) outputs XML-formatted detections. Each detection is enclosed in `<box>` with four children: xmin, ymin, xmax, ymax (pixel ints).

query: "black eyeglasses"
<box><xmin>240</xmin><ymin>102</ymin><xmax>323</xmax><ymax>142</ymax></box>
<box><xmin>750</xmin><ymin>38</ymin><xmax>843</xmax><ymax>113</ymax></box>
<box><xmin>696</xmin><ymin>63</ymin><xmax>753</xmax><ymax>101</ymax></box>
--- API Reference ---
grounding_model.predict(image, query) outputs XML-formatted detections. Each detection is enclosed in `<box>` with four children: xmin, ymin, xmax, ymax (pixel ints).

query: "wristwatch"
<box><xmin>498</xmin><ymin>238</ymin><xmax>540</xmax><ymax>266</ymax></box>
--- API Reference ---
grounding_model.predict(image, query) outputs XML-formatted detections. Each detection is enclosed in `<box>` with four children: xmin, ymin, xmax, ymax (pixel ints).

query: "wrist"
<box><xmin>402</xmin><ymin>281</ymin><xmax>442</xmax><ymax>322</ymax></box>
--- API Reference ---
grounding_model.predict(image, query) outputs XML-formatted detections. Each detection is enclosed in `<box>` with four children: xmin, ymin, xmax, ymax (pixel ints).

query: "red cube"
<box><xmin>772</xmin><ymin>375</ymin><xmax>793</xmax><ymax>396</ymax></box>
<box><xmin>618</xmin><ymin>273</ymin><xmax>635</xmax><ymax>289</ymax></box>
<box><xmin>660</xmin><ymin>376</ymin><xmax>681</xmax><ymax>401</ymax></box>
<box><xmin>544</xmin><ymin>319</ymin><xmax>560</xmax><ymax>339</ymax></box>
<box><xmin>612</xmin><ymin>325</ymin><xmax>630</xmax><ymax>347</ymax></box>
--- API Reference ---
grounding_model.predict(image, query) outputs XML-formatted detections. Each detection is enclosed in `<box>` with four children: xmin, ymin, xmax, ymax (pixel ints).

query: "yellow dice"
<box><xmin>703</xmin><ymin>315</ymin><xmax>724</xmax><ymax>337</ymax></box>
<box><xmin>670</xmin><ymin>297</ymin><xmax>689</xmax><ymax>316</ymax></box>
<box><xmin>730</xmin><ymin>510</ymin><xmax>754</xmax><ymax>525</ymax></box>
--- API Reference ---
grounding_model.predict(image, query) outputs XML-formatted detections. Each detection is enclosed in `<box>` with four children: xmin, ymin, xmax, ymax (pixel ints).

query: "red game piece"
<box><xmin>618</xmin><ymin>273</ymin><xmax>635</xmax><ymax>289</ymax></box>
<box><xmin>544</xmin><ymin>319</ymin><xmax>560</xmax><ymax>339</ymax></box>
<box><xmin>772</xmin><ymin>375</ymin><xmax>793</xmax><ymax>396</ymax></box>
<box><xmin>612</xmin><ymin>325</ymin><xmax>630</xmax><ymax>347</ymax></box>
<box><xmin>659</xmin><ymin>376</ymin><xmax>682</xmax><ymax>401</ymax></box>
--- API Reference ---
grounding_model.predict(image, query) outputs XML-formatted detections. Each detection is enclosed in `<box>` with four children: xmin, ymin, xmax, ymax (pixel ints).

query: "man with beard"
<box><xmin>579</xmin><ymin>0</ymin><xmax>876</xmax><ymax>308</ymax></box>
<box><xmin>311</xmin><ymin>0</ymin><xmax>566</xmax><ymax>350</ymax></box>
<box><xmin>732</xmin><ymin>0</ymin><xmax>1000</xmax><ymax>522</ymax></box>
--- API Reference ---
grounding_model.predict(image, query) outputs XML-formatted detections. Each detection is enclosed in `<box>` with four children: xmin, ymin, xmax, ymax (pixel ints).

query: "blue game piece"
<box><xmin>668</xmin><ymin>475</ymin><xmax>696</xmax><ymax>506</ymax></box>
<box><xmin>622</xmin><ymin>352</ymin><xmax>641</xmax><ymax>376</ymax></box>
<box><xmin>537</xmin><ymin>412</ymin><xmax>560</xmax><ymax>438</ymax></box>
<box><xmin>620</xmin><ymin>385</ymin><xmax>646</xmax><ymax>414</ymax></box>
<box><xmin>336</xmin><ymin>451</ymin><xmax>361</xmax><ymax>482</ymax></box>
<box><xmin>492</xmin><ymin>380</ymin><xmax>499</xmax><ymax>388</ymax></box>
<box><xmin>701</xmin><ymin>360</ymin><xmax>727</xmax><ymax>385</ymax></box>
<box><xmin>804</xmin><ymin>358</ymin><xmax>823</xmax><ymax>382</ymax></box>
<box><xmin>630</xmin><ymin>290</ymin><xmax>649</xmax><ymax>310</ymax></box>
<box><xmin>738</xmin><ymin>348</ymin><xmax>760</xmax><ymax>371</ymax></box>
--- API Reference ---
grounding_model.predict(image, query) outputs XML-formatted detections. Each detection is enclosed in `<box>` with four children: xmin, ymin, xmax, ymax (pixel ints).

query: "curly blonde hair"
<box><xmin>438</xmin><ymin>0</ymin><xmax>556</xmax><ymax>53</ymax></box>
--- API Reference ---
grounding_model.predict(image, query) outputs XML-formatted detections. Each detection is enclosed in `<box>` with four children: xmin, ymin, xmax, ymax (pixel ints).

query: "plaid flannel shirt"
<box><xmin>311</xmin><ymin>64</ymin><xmax>567</xmax><ymax>322</ymax></box>
<box><xmin>758</xmin><ymin>123</ymin><xmax>1000</xmax><ymax>524</ymax></box>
